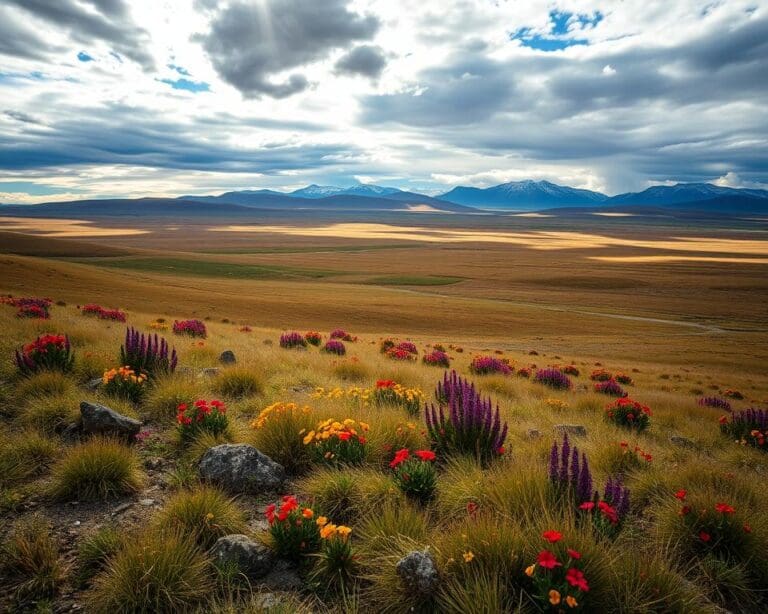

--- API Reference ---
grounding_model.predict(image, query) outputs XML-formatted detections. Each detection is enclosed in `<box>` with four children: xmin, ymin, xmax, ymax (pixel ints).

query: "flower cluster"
<box><xmin>594</xmin><ymin>379</ymin><xmax>627</xmax><ymax>397</ymax></box>
<box><xmin>719</xmin><ymin>408</ymin><xmax>768</xmax><ymax>451</ymax></box>
<box><xmin>698</xmin><ymin>396</ymin><xmax>732</xmax><ymax>412</ymax></box>
<box><xmin>16</xmin><ymin>304</ymin><xmax>49</xmax><ymax>319</ymax></box>
<box><xmin>579</xmin><ymin>476</ymin><xmax>630</xmax><ymax>538</ymax></box>
<box><xmin>562</xmin><ymin>365</ymin><xmax>580</xmax><ymax>376</ymax></box>
<box><xmin>605</xmin><ymin>398</ymin><xmax>652</xmax><ymax>431</ymax></box>
<box><xmin>372</xmin><ymin>380</ymin><xmax>424</xmax><ymax>416</ymax></box>
<box><xmin>422</xmin><ymin>349</ymin><xmax>451</xmax><ymax>368</ymax></box>
<box><xmin>615</xmin><ymin>373</ymin><xmax>633</xmax><ymax>385</ymax></box>
<box><xmin>103</xmin><ymin>366</ymin><xmax>147</xmax><ymax>403</ymax></box>
<box><xmin>469</xmin><ymin>355</ymin><xmax>512</xmax><ymax>375</ymax></box>
<box><xmin>8</xmin><ymin>297</ymin><xmax>52</xmax><ymax>319</ymax></box>
<box><xmin>266</xmin><ymin>496</ymin><xmax>322</xmax><ymax>560</ymax></box>
<box><xmin>590</xmin><ymin>369</ymin><xmax>612</xmax><ymax>382</ymax></box>
<box><xmin>617</xmin><ymin>441</ymin><xmax>653</xmax><ymax>468</ymax></box>
<box><xmin>172</xmin><ymin>319</ymin><xmax>207</xmax><ymax>338</ymax></box>
<box><xmin>723</xmin><ymin>389</ymin><xmax>744</xmax><ymax>400</ymax></box>
<box><xmin>305</xmin><ymin>331</ymin><xmax>323</xmax><ymax>346</ymax></box>
<box><xmin>426</xmin><ymin>370</ymin><xmax>507</xmax><ymax>464</ymax></box>
<box><xmin>322</xmin><ymin>340</ymin><xmax>346</xmax><ymax>355</ymax></box>
<box><xmin>389</xmin><ymin>448</ymin><xmax>437</xmax><ymax>502</ymax></box>
<box><xmin>535</xmin><ymin>368</ymin><xmax>573</xmax><ymax>390</ymax></box>
<box><xmin>120</xmin><ymin>326</ymin><xmax>177</xmax><ymax>378</ymax></box>
<box><xmin>251</xmin><ymin>402</ymin><xmax>312</xmax><ymax>430</ymax></box>
<box><xmin>302</xmin><ymin>418</ymin><xmax>369</xmax><ymax>465</ymax></box>
<box><xmin>525</xmin><ymin>531</ymin><xmax>589</xmax><ymax>611</ymax></box>
<box><xmin>674</xmin><ymin>490</ymin><xmax>752</xmax><ymax>559</ymax></box>
<box><xmin>149</xmin><ymin>319</ymin><xmax>168</xmax><ymax>330</ymax></box>
<box><xmin>545</xmin><ymin>398</ymin><xmax>569</xmax><ymax>411</ymax></box>
<box><xmin>386</xmin><ymin>346</ymin><xmax>417</xmax><ymax>361</ymax></box>
<box><xmin>15</xmin><ymin>334</ymin><xmax>74</xmax><ymax>376</ymax></box>
<box><xmin>548</xmin><ymin>433</ymin><xmax>592</xmax><ymax>504</ymax></box>
<box><xmin>280</xmin><ymin>331</ymin><xmax>307</xmax><ymax>349</ymax></box>
<box><xmin>517</xmin><ymin>367</ymin><xmax>532</xmax><ymax>378</ymax></box>
<box><xmin>80</xmin><ymin>303</ymin><xmax>127</xmax><ymax>322</ymax></box>
<box><xmin>330</xmin><ymin>328</ymin><xmax>355</xmax><ymax>342</ymax></box>
<box><xmin>176</xmin><ymin>399</ymin><xmax>228</xmax><ymax>440</ymax></box>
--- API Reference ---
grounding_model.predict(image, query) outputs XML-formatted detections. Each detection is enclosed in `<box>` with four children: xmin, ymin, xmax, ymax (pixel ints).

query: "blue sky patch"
<box><xmin>0</xmin><ymin>181</ymin><xmax>82</xmax><ymax>196</ymax></box>
<box><xmin>168</xmin><ymin>63</ymin><xmax>190</xmax><ymax>76</ymax></box>
<box><xmin>77</xmin><ymin>51</ymin><xmax>94</xmax><ymax>62</ymax></box>
<box><xmin>159</xmin><ymin>78</ymin><xmax>210</xmax><ymax>93</ymax></box>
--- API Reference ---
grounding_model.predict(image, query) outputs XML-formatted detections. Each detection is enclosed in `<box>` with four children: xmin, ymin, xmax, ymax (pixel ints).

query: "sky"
<box><xmin>0</xmin><ymin>0</ymin><xmax>766</xmax><ymax>204</ymax></box>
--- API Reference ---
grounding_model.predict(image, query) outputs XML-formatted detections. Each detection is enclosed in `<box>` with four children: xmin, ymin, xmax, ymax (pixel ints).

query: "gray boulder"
<box><xmin>80</xmin><ymin>401</ymin><xmax>141</xmax><ymax>441</ymax></box>
<box><xmin>210</xmin><ymin>534</ymin><xmax>274</xmax><ymax>579</ymax></box>
<box><xmin>199</xmin><ymin>444</ymin><xmax>285</xmax><ymax>494</ymax></box>
<box><xmin>219</xmin><ymin>350</ymin><xmax>236</xmax><ymax>365</ymax></box>
<box><xmin>554</xmin><ymin>424</ymin><xmax>587</xmax><ymax>437</ymax></box>
<box><xmin>396</xmin><ymin>550</ymin><xmax>439</xmax><ymax>596</ymax></box>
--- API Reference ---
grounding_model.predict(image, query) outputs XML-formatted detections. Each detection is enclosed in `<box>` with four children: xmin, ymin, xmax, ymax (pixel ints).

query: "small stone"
<box><xmin>139</xmin><ymin>498</ymin><xmax>155</xmax><ymax>506</ymax></box>
<box><xmin>396</xmin><ymin>550</ymin><xmax>440</xmax><ymax>596</ymax></box>
<box><xmin>554</xmin><ymin>424</ymin><xmax>587</xmax><ymax>437</ymax></box>
<box><xmin>526</xmin><ymin>428</ymin><xmax>541</xmax><ymax>440</ymax></box>
<box><xmin>219</xmin><ymin>350</ymin><xmax>236</xmax><ymax>365</ymax></box>
<box><xmin>199</xmin><ymin>444</ymin><xmax>285</xmax><ymax>495</ymax></box>
<box><xmin>86</xmin><ymin>377</ymin><xmax>102</xmax><ymax>391</ymax></box>
<box><xmin>80</xmin><ymin>401</ymin><xmax>141</xmax><ymax>442</ymax></box>
<box><xmin>113</xmin><ymin>502</ymin><xmax>133</xmax><ymax>514</ymax></box>
<box><xmin>210</xmin><ymin>534</ymin><xmax>275</xmax><ymax>579</ymax></box>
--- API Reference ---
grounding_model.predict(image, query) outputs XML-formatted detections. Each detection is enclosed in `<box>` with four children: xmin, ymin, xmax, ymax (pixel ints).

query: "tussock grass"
<box><xmin>212</xmin><ymin>366</ymin><xmax>264</xmax><ymax>399</ymax></box>
<box><xmin>76</xmin><ymin>525</ymin><xmax>124</xmax><ymax>587</ymax></box>
<box><xmin>332</xmin><ymin>359</ymin><xmax>371</xmax><ymax>382</ymax></box>
<box><xmin>0</xmin><ymin>429</ymin><xmax>59</xmax><ymax>486</ymax></box>
<box><xmin>15</xmin><ymin>370</ymin><xmax>76</xmax><ymax>401</ymax></box>
<box><xmin>249</xmin><ymin>403</ymin><xmax>316</xmax><ymax>474</ymax></box>
<box><xmin>143</xmin><ymin>374</ymin><xmax>207</xmax><ymax>423</ymax></box>
<box><xmin>50</xmin><ymin>437</ymin><xmax>144</xmax><ymax>501</ymax></box>
<box><xmin>155</xmin><ymin>486</ymin><xmax>247</xmax><ymax>549</ymax></box>
<box><xmin>88</xmin><ymin>530</ymin><xmax>214</xmax><ymax>613</ymax></box>
<box><xmin>21</xmin><ymin>390</ymin><xmax>80</xmax><ymax>434</ymax></box>
<box><xmin>2</xmin><ymin>515</ymin><xmax>65</xmax><ymax>602</ymax></box>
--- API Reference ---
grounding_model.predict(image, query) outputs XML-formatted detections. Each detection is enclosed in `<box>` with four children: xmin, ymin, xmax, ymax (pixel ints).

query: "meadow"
<box><xmin>0</xmin><ymin>213</ymin><xmax>767</xmax><ymax>612</ymax></box>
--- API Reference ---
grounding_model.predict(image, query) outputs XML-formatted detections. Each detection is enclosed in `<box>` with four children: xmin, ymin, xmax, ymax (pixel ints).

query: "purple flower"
<box><xmin>698</xmin><ymin>396</ymin><xmax>732</xmax><ymax>412</ymax></box>
<box><xmin>594</xmin><ymin>379</ymin><xmax>627</xmax><ymax>397</ymax></box>
<box><xmin>121</xmin><ymin>327</ymin><xmax>176</xmax><ymax>377</ymax></box>
<box><xmin>534</xmin><ymin>368</ymin><xmax>573</xmax><ymax>390</ymax></box>
<box><xmin>469</xmin><ymin>356</ymin><xmax>512</xmax><ymax>376</ymax></box>
<box><xmin>322</xmin><ymin>340</ymin><xmax>346</xmax><ymax>355</ymax></box>
<box><xmin>280</xmin><ymin>331</ymin><xmax>307</xmax><ymax>349</ymax></box>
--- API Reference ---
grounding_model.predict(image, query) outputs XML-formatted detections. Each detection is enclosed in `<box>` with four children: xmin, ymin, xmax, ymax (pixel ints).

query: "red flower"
<box><xmin>337</xmin><ymin>432</ymin><xmax>352</xmax><ymax>441</ymax></box>
<box><xmin>537</xmin><ymin>550</ymin><xmax>561</xmax><ymax>569</ymax></box>
<box><xmin>466</xmin><ymin>501</ymin><xmax>479</xmax><ymax>517</ymax></box>
<box><xmin>714</xmin><ymin>502</ymin><xmax>735</xmax><ymax>514</ymax></box>
<box><xmin>579</xmin><ymin>502</ymin><xmax>595</xmax><ymax>511</ymax></box>
<box><xmin>598</xmin><ymin>501</ymin><xmax>618</xmax><ymax>524</ymax></box>
<box><xmin>743</xmin><ymin>522</ymin><xmax>752</xmax><ymax>533</ymax></box>
<box><xmin>389</xmin><ymin>448</ymin><xmax>410</xmax><ymax>468</ymax></box>
<box><xmin>567</xmin><ymin>548</ymin><xmax>582</xmax><ymax>560</ymax></box>
<box><xmin>542</xmin><ymin>530</ymin><xmax>563</xmax><ymax>543</ymax></box>
<box><xmin>679</xmin><ymin>506</ymin><xmax>691</xmax><ymax>516</ymax></box>
<box><xmin>376</xmin><ymin>379</ymin><xmax>396</xmax><ymax>388</ymax></box>
<box><xmin>414</xmin><ymin>450</ymin><xmax>436</xmax><ymax>462</ymax></box>
<box><xmin>565</xmin><ymin>567</ymin><xmax>590</xmax><ymax>592</ymax></box>
<box><xmin>674</xmin><ymin>489</ymin><xmax>687</xmax><ymax>500</ymax></box>
<box><xmin>718</xmin><ymin>415</ymin><xmax>729</xmax><ymax>425</ymax></box>
<box><xmin>699</xmin><ymin>531</ymin><xmax>711</xmax><ymax>543</ymax></box>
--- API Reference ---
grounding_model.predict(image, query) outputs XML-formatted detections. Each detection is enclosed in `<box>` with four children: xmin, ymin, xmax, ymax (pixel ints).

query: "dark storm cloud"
<box><xmin>3</xmin><ymin>110</ymin><xmax>41</xmax><ymax>124</ymax></box>
<box><xmin>198</xmin><ymin>0</ymin><xmax>380</xmax><ymax>98</ymax></box>
<box><xmin>0</xmin><ymin>7</ymin><xmax>61</xmax><ymax>61</ymax></box>
<box><xmin>334</xmin><ymin>45</ymin><xmax>387</xmax><ymax>79</ymax></box>
<box><xmin>0</xmin><ymin>103</ymin><xmax>363</xmax><ymax>174</ymax></box>
<box><xmin>4</xmin><ymin>0</ymin><xmax>155</xmax><ymax>69</ymax></box>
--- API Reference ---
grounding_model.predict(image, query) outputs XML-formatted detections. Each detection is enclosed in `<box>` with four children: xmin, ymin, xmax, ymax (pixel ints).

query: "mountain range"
<box><xmin>3</xmin><ymin>181</ymin><xmax>767</xmax><ymax>216</ymax></box>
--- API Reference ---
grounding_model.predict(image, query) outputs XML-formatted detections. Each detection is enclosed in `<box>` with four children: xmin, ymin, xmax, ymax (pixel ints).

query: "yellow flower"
<box><xmin>320</xmin><ymin>523</ymin><xmax>337</xmax><ymax>539</ymax></box>
<box><xmin>205</xmin><ymin>513</ymin><xmax>214</xmax><ymax>524</ymax></box>
<box><xmin>566</xmin><ymin>595</ymin><xmax>578</xmax><ymax>608</ymax></box>
<box><xmin>549</xmin><ymin>590</ymin><xmax>561</xmax><ymax>606</ymax></box>
<box><xmin>462</xmin><ymin>551</ymin><xmax>474</xmax><ymax>563</ymax></box>
<box><xmin>336</xmin><ymin>525</ymin><xmax>352</xmax><ymax>540</ymax></box>
<box><xmin>302</xmin><ymin>430</ymin><xmax>315</xmax><ymax>445</ymax></box>
<box><xmin>316</xmin><ymin>516</ymin><xmax>328</xmax><ymax>527</ymax></box>
<box><xmin>525</xmin><ymin>564</ymin><xmax>536</xmax><ymax>577</ymax></box>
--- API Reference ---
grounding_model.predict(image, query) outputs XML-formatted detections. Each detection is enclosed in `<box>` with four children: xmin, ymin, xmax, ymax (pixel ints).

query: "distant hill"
<box><xmin>0</xmin><ymin>198</ymin><xmax>255</xmax><ymax>217</ymax></box>
<box><xmin>290</xmin><ymin>184</ymin><xmax>403</xmax><ymax>198</ymax></box>
<box><xmin>439</xmin><ymin>180</ymin><xmax>608</xmax><ymax>209</ymax></box>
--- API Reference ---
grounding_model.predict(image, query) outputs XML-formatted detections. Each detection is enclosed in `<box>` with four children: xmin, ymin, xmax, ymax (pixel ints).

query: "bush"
<box><xmin>250</xmin><ymin>402</ymin><xmax>316</xmax><ymax>473</ymax></box>
<box><xmin>88</xmin><ymin>530</ymin><xmax>214</xmax><ymax>613</ymax></box>
<box><xmin>50</xmin><ymin>437</ymin><xmax>143</xmax><ymax>501</ymax></box>
<box><xmin>426</xmin><ymin>370</ymin><xmax>507</xmax><ymax>464</ymax></box>
<box><xmin>15</xmin><ymin>333</ymin><xmax>74</xmax><ymax>376</ymax></box>
<box><xmin>371</xmin><ymin>380</ymin><xmax>424</xmax><ymax>416</ymax></box>
<box><xmin>303</xmin><ymin>418</ymin><xmax>369</xmax><ymax>466</ymax></box>
<box><xmin>469</xmin><ymin>355</ymin><xmax>512</xmax><ymax>375</ymax></box>
<box><xmin>590</xmin><ymin>369</ymin><xmax>613</xmax><ymax>382</ymax></box>
<box><xmin>177</xmin><ymin>399</ymin><xmax>229</xmax><ymax>442</ymax></box>
<box><xmin>305</xmin><ymin>331</ymin><xmax>323</xmax><ymax>346</ymax></box>
<box><xmin>390</xmin><ymin>448</ymin><xmax>437</xmax><ymax>503</ymax></box>
<box><xmin>173</xmin><ymin>319</ymin><xmax>207</xmax><ymax>338</ymax></box>
<box><xmin>322</xmin><ymin>340</ymin><xmax>347</xmax><ymax>355</ymax></box>
<box><xmin>280</xmin><ymin>331</ymin><xmax>307</xmax><ymax>349</ymax></box>
<box><xmin>423</xmin><ymin>350</ymin><xmax>451</xmax><ymax>368</ymax></box>
<box><xmin>594</xmin><ymin>379</ymin><xmax>627</xmax><ymax>397</ymax></box>
<box><xmin>212</xmin><ymin>366</ymin><xmax>263</xmax><ymax>398</ymax></box>
<box><xmin>2</xmin><ymin>515</ymin><xmax>64</xmax><ymax>601</ymax></box>
<box><xmin>534</xmin><ymin>368</ymin><xmax>573</xmax><ymax>390</ymax></box>
<box><xmin>719</xmin><ymin>408</ymin><xmax>767</xmax><ymax>452</ymax></box>
<box><xmin>103</xmin><ymin>366</ymin><xmax>148</xmax><ymax>403</ymax></box>
<box><xmin>330</xmin><ymin>328</ymin><xmax>355</xmax><ymax>341</ymax></box>
<box><xmin>266</xmin><ymin>495</ymin><xmax>322</xmax><ymax>560</ymax></box>
<box><xmin>605</xmin><ymin>398</ymin><xmax>652</xmax><ymax>432</ymax></box>
<box><xmin>155</xmin><ymin>486</ymin><xmax>246</xmax><ymax>549</ymax></box>
<box><xmin>120</xmin><ymin>326</ymin><xmax>177</xmax><ymax>377</ymax></box>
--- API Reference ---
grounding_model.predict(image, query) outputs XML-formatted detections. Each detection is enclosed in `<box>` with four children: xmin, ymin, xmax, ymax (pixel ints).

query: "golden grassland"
<box><xmin>0</xmin><ymin>292</ymin><xmax>767</xmax><ymax>611</ymax></box>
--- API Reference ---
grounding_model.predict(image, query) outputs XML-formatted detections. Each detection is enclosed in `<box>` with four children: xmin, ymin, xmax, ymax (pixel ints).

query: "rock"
<box><xmin>139</xmin><ymin>498</ymin><xmax>155</xmax><ymax>506</ymax></box>
<box><xmin>260</xmin><ymin>559</ymin><xmax>303</xmax><ymax>591</ymax></box>
<box><xmin>219</xmin><ymin>350</ymin><xmax>236</xmax><ymax>365</ymax></box>
<box><xmin>201</xmin><ymin>368</ymin><xmax>220</xmax><ymax>377</ymax></box>
<box><xmin>554</xmin><ymin>424</ymin><xmax>587</xmax><ymax>437</ymax></box>
<box><xmin>210</xmin><ymin>534</ymin><xmax>275</xmax><ymax>579</ymax></box>
<box><xmin>80</xmin><ymin>401</ymin><xmax>141</xmax><ymax>441</ymax></box>
<box><xmin>86</xmin><ymin>377</ymin><xmax>102</xmax><ymax>391</ymax></box>
<box><xmin>112</xmin><ymin>502</ymin><xmax>133</xmax><ymax>515</ymax></box>
<box><xmin>199</xmin><ymin>444</ymin><xmax>285</xmax><ymax>494</ymax></box>
<box><xmin>669</xmin><ymin>435</ymin><xmax>697</xmax><ymax>450</ymax></box>
<box><xmin>526</xmin><ymin>428</ymin><xmax>541</xmax><ymax>440</ymax></box>
<box><xmin>61</xmin><ymin>422</ymin><xmax>82</xmax><ymax>443</ymax></box>
<box><xmin>396</xmin><ymin>550</ymin><xmax>439</xmax><ymax>596</ymax></box>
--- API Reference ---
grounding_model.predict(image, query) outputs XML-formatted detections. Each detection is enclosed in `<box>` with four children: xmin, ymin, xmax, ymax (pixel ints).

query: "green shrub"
<box><xmin>50</xmin><ymin>437</ymin><xmax>144</xmax><ymax>501</ymax></box>
<box><xmin>88</xmin><ymin>530</ymin><xmax>214</xmax><ymax>613</ymax></box>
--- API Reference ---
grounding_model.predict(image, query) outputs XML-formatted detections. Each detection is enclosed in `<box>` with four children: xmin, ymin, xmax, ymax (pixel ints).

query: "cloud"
<box><xmin>3</xmin><ymin>110</ymin><xmax>41</xmax><ymax>124</ymax></box>
<box><xmin>198</xmin><ymin>0</ymin><xmax>380</xmax><ymax>98</ymax></box>
<box><xmin>4</xmin><ymin>0</ymin><xmax>155</xmax><ymax>69</ymax></box>
<box><xmin>334</xmin><ymin>45</ymin><xmax>387</xmax><ymax>79</ymax></box>
<box><xmin>0</xmin><ymin>6</ymin><xmax>61</xmax><ymax>61</ymax></box>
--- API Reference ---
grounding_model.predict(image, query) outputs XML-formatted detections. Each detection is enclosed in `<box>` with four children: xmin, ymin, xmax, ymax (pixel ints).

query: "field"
<box><xmin>1</xmin><ymin>211</ymin><xmax>768</xmax><ymax>612</ymax></box>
